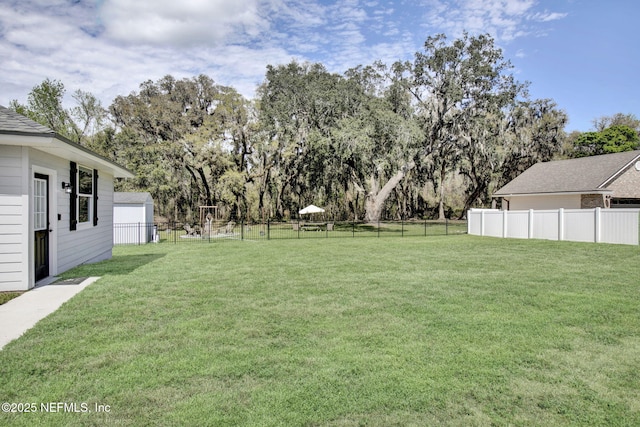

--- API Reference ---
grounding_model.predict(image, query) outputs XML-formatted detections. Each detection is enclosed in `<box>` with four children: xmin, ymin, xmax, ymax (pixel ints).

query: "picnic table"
<box><xmin>292</xmin><ymin>222</ymin><xmax>335</xmax><ymax>232</ymax></box>
<box><xmin>301</xmin><ymin>222</ymin><xmax>326</xmax><ymax>231</ymax></box>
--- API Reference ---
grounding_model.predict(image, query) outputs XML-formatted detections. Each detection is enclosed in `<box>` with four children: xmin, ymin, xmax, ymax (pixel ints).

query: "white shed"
<box><xmin>0</xmin><ymin>106</ymin><xmax>133</xmax><ymax>291</ymax></box>
<box><xmin>113</xmin><ymin>192</ymin><xmax>154</xmax><ymax>244</ymax></box>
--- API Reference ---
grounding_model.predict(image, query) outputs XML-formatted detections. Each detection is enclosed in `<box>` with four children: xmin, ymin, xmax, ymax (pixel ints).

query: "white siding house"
<box><xmin>0</xmin><ymin>106</ymin><xmax>133</xmax><ymax>291</ymax></box>
<box><xmin>113</xmin><ymin>192</ymin><xmax>155</xmax><ymax>244</ymax></box>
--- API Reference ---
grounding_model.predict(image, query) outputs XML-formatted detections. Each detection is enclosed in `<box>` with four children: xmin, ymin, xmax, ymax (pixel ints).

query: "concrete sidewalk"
<box><xmin>0</xmin><ymin>277</ymin><xmax>99</xmax><ymax>350</ymax></box>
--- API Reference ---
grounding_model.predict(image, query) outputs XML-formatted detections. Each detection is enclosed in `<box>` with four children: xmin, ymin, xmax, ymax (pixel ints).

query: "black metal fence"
<box><xmin>114</xmin><ymin>219</ymin><xmax>467</xmax><ymax>245</ymax></box>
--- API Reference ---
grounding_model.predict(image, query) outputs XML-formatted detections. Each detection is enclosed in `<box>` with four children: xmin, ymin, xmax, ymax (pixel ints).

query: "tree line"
<box><xmin>10</xmin><ymin>33</ymin><xmax>639</xmax><ymax>222</ymax></box>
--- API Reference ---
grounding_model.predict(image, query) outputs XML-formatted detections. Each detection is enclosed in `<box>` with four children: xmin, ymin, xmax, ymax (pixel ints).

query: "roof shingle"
<box><xmin>0</xmin><ymin>105</ymin><xmax>55</xmax><ymax>135</ymax></box>
<box><xmin>494</xmin><ymin>150</ymin><xmax>640</xmax><ymax>196</ymax></box>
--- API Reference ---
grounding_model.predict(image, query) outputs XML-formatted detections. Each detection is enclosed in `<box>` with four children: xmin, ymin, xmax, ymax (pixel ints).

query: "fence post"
<box><xmin>528</xmin><ymin>209</ymin><xmax>534</xmax><ymax>239</ymax></box>
<box><xmin>138</xmin><ymin>222</ymin><xmax>141</xmax><ymax>245</ymax></box>
<box><xmin>353</xmin><ymin>220</ymin><xmax>355</xmax><ymax>237</ymax></box>
<box><xmin>401</xmin><ymin>219</ymin><xmax>404</xmax><ymax>237</ymax></box>
<box><xmin>446</xmin><ymin>218</ymin><xmax>449</xmax><ymax>235</ymax></box>
<box><xmin>241</xmin><ymin>220</ymin><xmax>244</xmax><ymax>241</ymax></box>
<box><xmin>503</xmin><ymin>210</ymin><xmax>508</xmax><ymax>238</ymax></box>
<box><xmin>378</xmin><ymin>219</ymin><xmax>380</xmax><ymax>238</ymax></box>
<box><xmin>424</xmin><ymin>218</ymin><xmax>427</xmax><ymax>237</ymax></box>
<box><xmin>595</xmin><ymin>207</ymin><xmax>601</xmax><ymax>243</ymax></box>
<box><xmin>558</xmin><ymin>208</ymin><xmax>564</xmax><ymax>242</ymax></box>
<box><xmin>268</xmin><ymin>219</ymin><xmax>271</xmax><ymax>240</ymax></box>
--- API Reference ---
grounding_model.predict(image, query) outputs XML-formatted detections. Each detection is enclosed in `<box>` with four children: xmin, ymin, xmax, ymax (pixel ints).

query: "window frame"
<box><xmin>77</xmin><ymin>165</ymin><xmax>93</xmax><ymax>227</ymax></box>
<box><xmin>70</xmin><ymin>164</ymin><xmax>98</xmax><ymax>230</ymax></box>
<box><xmin>34</xmin><ymin>174</ymin><xmax>48</xmax><ymax>231</ymax></box>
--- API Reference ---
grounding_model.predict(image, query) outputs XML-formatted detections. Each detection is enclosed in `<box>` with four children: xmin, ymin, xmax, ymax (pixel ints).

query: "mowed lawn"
<box><xmin>1</xmin><ymin>236</ymin><xmax>639</xmax><ymax>426</ymax></box>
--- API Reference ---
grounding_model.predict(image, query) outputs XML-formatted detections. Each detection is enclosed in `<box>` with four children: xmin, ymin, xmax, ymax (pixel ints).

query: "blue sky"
<box><xmin>0</xmin><ymin>0</ymin><xmax>638</xmax><ymax>132</ymax></box>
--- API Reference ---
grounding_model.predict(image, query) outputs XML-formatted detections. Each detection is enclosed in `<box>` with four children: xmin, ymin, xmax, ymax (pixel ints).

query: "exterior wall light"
<box><xmin>62</xmin><ymin>182</ymin><xmax>73</xmax><ymax>194</ymax></box>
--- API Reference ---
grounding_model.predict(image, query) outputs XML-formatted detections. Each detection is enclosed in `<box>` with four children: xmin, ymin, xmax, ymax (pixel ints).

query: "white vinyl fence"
<box><xmin>468</xmin><ymin>208</ymin><xmax>640</xmax><ymax>245</ymax></box>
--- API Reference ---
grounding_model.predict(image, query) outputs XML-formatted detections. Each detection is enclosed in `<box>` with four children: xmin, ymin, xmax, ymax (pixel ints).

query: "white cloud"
<box><xmin>0</xmin><ymin>0</ymin><xmax>570</xmax><ymax>111</ymax></box>
<box><xmin>421</xmin><ymin>0</ymin><xmax>564</xmax><ymax>43</ymax></box>
<box><xmin>0</xmin><ymin>0</ymin><xmax>302</xmax><ymax>106</ymax></box>
<box><xmin>274</xmin><ymin>0</ymin><xmax>327</xmax><ymax>29</ymax></box>
<box><xmin>531</xmin><ymin>11</ymin><xmax>568</xmax><ymax>22</ymax></box>
<box><xmin>98</xmin><ymin>0</ymin><xmax>270</xmax><ymax>46</ymax></box>
<box><xmin>502</xmin><ymin>0</ymin><xmax>536</xmax><ymax>15</ymax></box>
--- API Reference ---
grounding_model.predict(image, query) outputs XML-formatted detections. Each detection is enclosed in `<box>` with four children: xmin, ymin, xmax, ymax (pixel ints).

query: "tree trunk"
<box><xmin>196</xmin><ymin>167</ymin><xmax>212</xmax><ymax>206</ymax></box>
<box><xmin>460</xmin><ymin>181</ymin><xmax>485</xmax><ymax>219</ymax></box>
<box><xmin>257</xmin><ymin>166</ymin><xmax>270</xmax><ymax>221</ymax></box>
<box><xmin>437</xmin><ymin>162</ymin><xmax>447</xmax><ymax>220</ymax></box>
<box><xmin>184</xmin><ymin>164</ymin><xmax>200</xmax><ymax>216</ymax></box>
<box><xmin>364</xmin><ymin>161</ymin><xmax>414</xmax><ymax>223</ymax></box>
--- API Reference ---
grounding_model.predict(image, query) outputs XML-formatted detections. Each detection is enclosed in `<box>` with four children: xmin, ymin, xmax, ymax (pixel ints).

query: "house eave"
<box><xmin>492</xmin><ymin>190</ymin><xmax>613</xmax><ymax>198</ymax></box>
<box><xmin>0</xmin><ymin>132</ymin><xmax>134</xmax><ymax>178</ymax></box>
<box><xmin>599</xmin><ymin>152</ymin><xmax>640</xmax><ymax>188</ymax></box>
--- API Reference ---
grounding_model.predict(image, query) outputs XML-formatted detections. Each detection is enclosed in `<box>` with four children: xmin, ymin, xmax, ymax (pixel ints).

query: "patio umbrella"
<box><xmin>298</xmin><ymin>204</ymin><xmax>325</xmax><ymax>215</ymax></box>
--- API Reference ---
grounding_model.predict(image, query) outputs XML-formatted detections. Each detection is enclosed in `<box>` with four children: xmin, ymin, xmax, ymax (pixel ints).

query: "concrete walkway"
<box><xmin>0</xmin><ymin>277</ymin><xmax>99</xmax><ymax>350</ymax></box>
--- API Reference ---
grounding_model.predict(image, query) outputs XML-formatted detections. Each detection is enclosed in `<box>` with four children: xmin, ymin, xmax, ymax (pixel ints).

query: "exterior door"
<box><xmin>34</xmin><ymin>173</ymin><xmax>49</xmax><ymax>281</ymax></box>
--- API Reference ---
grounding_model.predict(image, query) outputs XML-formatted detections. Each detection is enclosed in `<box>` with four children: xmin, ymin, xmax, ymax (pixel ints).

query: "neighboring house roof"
<box><xmin>0</xmin><ymin>105</ymin><xmax>134</xmax><ymax>178</ymax></box>
<box><xmin>114</xmin><ymin>192</ymin><xmax>153</xmax><ymax>204</ymax></box>
<box><xmin>494</xmin><ymin>150</ymin><xmax>640</xmax><ymax>197</ymax></box>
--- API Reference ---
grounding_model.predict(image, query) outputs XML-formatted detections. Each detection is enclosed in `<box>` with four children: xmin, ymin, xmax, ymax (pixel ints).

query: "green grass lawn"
<box><xmin>1</xmin><ymin>236</ymin><xmax>639</xmax><ymax>426</ymax></box>
<box><xmin>0</xmin><ymin>292</ymin><xmax>23</xmax><ymax>305</ymax></box>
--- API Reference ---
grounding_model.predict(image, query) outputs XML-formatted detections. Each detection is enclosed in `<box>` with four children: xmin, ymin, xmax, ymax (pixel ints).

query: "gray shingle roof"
<box><xmin>494</xmin><ymin>150</ymin><xmax>640</xmax><ymax>196</ymax></box>
<box><xmin>0</xmin><ymin>105</ymin><xmax>55</xmax><ymax>135</ymax></box>
<box><xmin>114</xmin><ymin>192</ymin><xmax>152</xmax><ymax>204</ymax></box>
<box><xmin>0</xmin><ymin>105</ymin><xmax>135</xmax><ymax>179</ymax></box>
